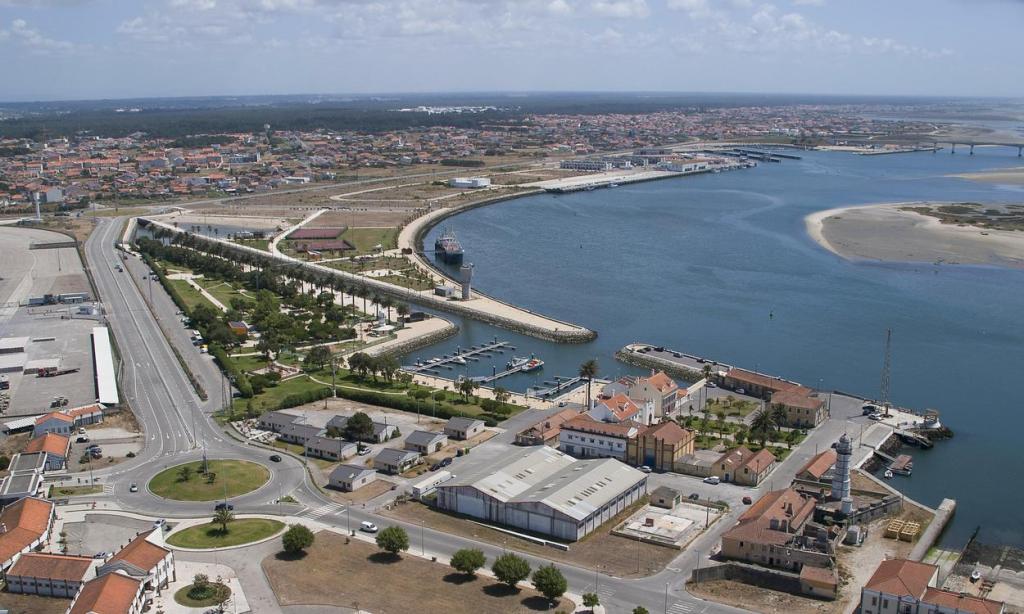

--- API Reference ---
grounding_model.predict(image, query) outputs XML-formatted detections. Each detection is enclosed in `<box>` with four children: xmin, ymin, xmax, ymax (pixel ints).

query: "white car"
<box><xmin>703</xmin><ymin>476</ymin><xmax>720</xmax><ymax>485</ymax></box>
<box><xmin>639</xmin><ymin>465</ymin><xmax>652</xmax><ymax>474</ymax></box>
<box><xmin>736</xmin><ymin>388</ymin><xmax>746</xmax><ymax>395</ymax></box>
<box><xmin>869</xmin><ymin>413</ymin><xmax>884</xmax><ymax>421</ymax></box>
<box><xmin>360</xmin><ymin>521</ymin><xmax>378</xmax><ymax>533</ymax></box>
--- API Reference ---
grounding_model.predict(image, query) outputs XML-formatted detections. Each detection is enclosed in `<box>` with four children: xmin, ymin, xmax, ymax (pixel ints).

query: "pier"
<box><xmin>466</xmin><ymin>357</ymin><xmax>540</xmax><ymax>384</ymax></box>
<box><xmin>402</xmin><ymin>339</ymin><xmax>513</xmax><ymax>374</ymax></box>
<box><xmin>528</xmin><ymin>376</ymin><xmax>584</xmax><ymax>398</ymax></box>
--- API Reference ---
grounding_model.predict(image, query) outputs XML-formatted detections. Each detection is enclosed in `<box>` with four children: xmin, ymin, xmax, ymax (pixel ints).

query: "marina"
<box><xmin>402</xmin><ymin>339</ymin><xmax>515</xmax><ymax>374</ymax></box>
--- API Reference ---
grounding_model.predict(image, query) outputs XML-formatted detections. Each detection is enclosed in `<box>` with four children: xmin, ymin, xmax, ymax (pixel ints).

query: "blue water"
<box><xmin>410</xmin><ymin>148</ymin><xmax>1024</xmax><ymax>548</ymax></box>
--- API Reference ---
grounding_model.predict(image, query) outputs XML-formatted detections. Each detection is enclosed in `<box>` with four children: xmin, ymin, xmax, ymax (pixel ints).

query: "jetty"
<box><xmin>528</xmin><ymin>376</ymin><xmax>583</xmax><ymax>399</ymax></box>
<box><xmin>403</xmin><ymin>339</ymin><xmax>512</xmax><ymax>374</ymax></box>
<box><xmin>466</xmin><ymin>357</ymin><xmax>541</xmax><ymax>384</ymax></box>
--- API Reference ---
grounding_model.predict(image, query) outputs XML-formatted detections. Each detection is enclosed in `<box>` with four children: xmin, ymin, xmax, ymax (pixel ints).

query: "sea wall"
<box><xmin>615</xmin><ymin>348</ymin><xmax>704</xmax><ymax>381</ymax></box>
<box><xmin>368</xmin><ymin>321</ymin><xmax>459</xmax><ymax>359</ymax></box>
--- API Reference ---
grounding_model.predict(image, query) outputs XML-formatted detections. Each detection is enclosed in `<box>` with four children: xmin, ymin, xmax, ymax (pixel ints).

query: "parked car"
<box><xmin>129</xmin><ymin>483</ymin><xmax>138</xmax><ymax>493</ymax></box>
<box><xmin>358</xmin><ymin>447</ymin><xmax>371</xmax><ymax>456</ymax></box>
<box><xmin>742</xmin><ymin>496</ymin><xmax>752</xmax><ymax>505</ymax></box>
<box><xmin>688</xmin><ymin>493</ymin><xmax>700</xmax><ymax>500</ymax></box>
<box><xmin>430</xmin><ymin>463</ymin><xmax>441</xmax><ymax>472</ymax></box>
<box><xmin>93</xmin><ymin>552</ymin><xmax>109</xmax><ymax>559</ymax></box>
<box><xmin>639</xmin><ymin>465</ymin><xmax>652</xmax><ymax>474</ymax></box>
<box><xmin>214</xmin><ymin>503</ymin><xmax>234</xmax><ymax>511</ymax></box>
<box><xmin>862</xmin><ymin>403</ymin><xmax>882</xmax><ymax>415</ymax></box>
<box><xmin>78</xmin><ymin>427</ymin><xmax>86</xmax><ymax>435</ymax></box>
<box><xmin>706</xmin><ymin>382</ymin><xmax>718</xmax><ymax>388</ymax></box>
<box><xmin>703</xmin><ymin>476</ymin><xmax>720</xmax><ymax>485</ymax></box>
<box><xmin>269</xmin><ymin>454</ymin><xmax>282</xmax><ymax>462</ymax></box>
<box><xmin>76</xmin><ymin>436</ymin><xmax>89</xmax><ymax>443</ymax></box>
<box><xmin>869</xmin><ymin>413</ymin><xmax>884</xmax><ymax>421</ymax></box>
<box><xmin>360</xmin><ymin>521</ymin><xmax>378</xmax><ymax>533</ymax></box>
<box><xmin>439</xmin><ymin>457</ymin><xmax>452</xmax><ymax>468</ymax></box>
<box><xmin>736</xmin><ymin>388</ymin><xmax>746</xmax><ymax>395</ymax></box>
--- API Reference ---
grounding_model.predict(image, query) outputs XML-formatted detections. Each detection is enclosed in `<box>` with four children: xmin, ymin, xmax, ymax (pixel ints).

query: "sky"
<box><xmin>0</xmin><ymin>0</ymin><xmax>1022</xmax><ymax>101</ymax></box>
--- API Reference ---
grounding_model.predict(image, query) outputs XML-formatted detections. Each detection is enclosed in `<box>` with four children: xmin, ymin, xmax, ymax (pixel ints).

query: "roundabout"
<box><xmin>148</xmin><ymin>459</ymin><xmax>271</xmax><ymax>501</ymax></box>
<box><xmin>166</xmin><ymin>517</ymin><xmax>286</xmax><ymax>549</ymax></box>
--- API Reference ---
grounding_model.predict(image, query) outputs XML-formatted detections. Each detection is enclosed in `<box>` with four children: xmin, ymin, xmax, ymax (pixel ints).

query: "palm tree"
<box><xmin>750</xmin><ymin>407</ymin><xmax>775</xmax><ymax>448</ymax></box>
<box><xmin>213</xmin><ymin>507</ymin><xmax>234</xmax><ymax>534</ymax></box>
<box><xmin>578</xmin><ymin>359</ymin><xmax>599</xmax><ymax>410</ymax></box>
<box><xmin>770</xmin><ymin>404</ymin><xmax>787</xmax><ymax>432</ymax></box>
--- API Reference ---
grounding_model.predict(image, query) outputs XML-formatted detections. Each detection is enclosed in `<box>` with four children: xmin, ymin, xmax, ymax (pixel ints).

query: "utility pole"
<box><xmin>880</xmin><ymin>328</ymin><xmax>893</xmax><ymax>417</ymax></box>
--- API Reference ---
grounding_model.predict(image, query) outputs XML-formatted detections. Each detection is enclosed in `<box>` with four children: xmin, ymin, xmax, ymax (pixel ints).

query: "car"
<box><xmin>557</xmin><ymin>401</ymin><xmax>567</xmax><ymax>407</ymax></box>
<box><xmin>360</xmin><ymin>521</ymin><xmax>378</xmax><ymax>533</ymax></box>
<box><xmin>76</xmin><ymin>436</ymin><xmax>89</xmax><ymax>443</ymax></box>
<box><xmin>78</xmin><ymin>427</ymin><xmax>86</xmax><ymax>435</ymax></box>
<box><xmin>706</xmin><ymin>381</ymin><xmax>718</xmax><ymax>388</ymax></box>
<box><xmin>703</xmin><ymin>476</ymin><xmax>720</xmax><ymax>485</ymax></box>
<box><xmin>200</xmin><ymin>345</ymin><xmax>208</xmax><ymax>354</ymax></box>
<box><xmin>430</xmin><ymin>463</ymin><xmax>442</xmax><ymax>472</ymax></box>
<box><xmin>970</xmin><ymin>570</ymin><xmax>982</xmax><ymax>583</ymax></box>
<box><xmin>736</xmin><ymin>388</ymin><xmax>746</xmax><ymax>395</ymax></box>
<box><xmin>869</xmin><ymin>413</ymin><xmax>884</xmax><ymax>421</ymax></box>
<box><xmin>639</xmin><ymin>465</ymin><xmax>652</xmax><ymax>473</ymax></box>
<box><xmin>269</xmin><ymin>454</ymin><xmax>282</xmax><ymax>462</ymax></box>
<box><xmin>90</xmin><ymin>452</ymin><xmax>103</xmax><ymax>459</ymax></box>
<box><xmin>862</xmin><ymin>403</ymin><xmax>882</xmax><ymax>415</ymax></box>
<box><xmin>93</xmin><ymin>552</ymin><xmax>109</xmax><ymax>559</ymax></box>
<box><xmin>672</xmin><ymin>352</ymin><xmax>682</xmax><ymax>358</ymax></box>
<box><xmin>654</xmin><ymin>346</ymin><xmax>665</xmax><ymax>352</ymax></box>
<box><xmin>358</xmin><ymin>447</ymin><xmax>371</xmax><ymax>456</ymax></box>
<box><xmin>214</xmin><ymin>503</ymin><xmax>234</xmax><ymax>512</ymax></box>
<box><xmin>688</xmin><ymin>493</ymin><xmax>700</xmax><ymax>500</ymax></box>
<box><xmin>86</xmin><ymin>444</ymin><xmax>100</xmax><ymax>451</ymax></box>
<box><xmin>129</xmin><ymin>483</ymin><xmax>138</xmax><ymax>493</ymax></box>
<box><xmin>742</xmin><ymin>496</ymin><xmax>752</xmax><ymax>505</ymax></box>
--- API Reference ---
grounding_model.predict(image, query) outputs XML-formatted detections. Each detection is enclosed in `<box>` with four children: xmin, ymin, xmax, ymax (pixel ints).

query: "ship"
<box><xmin>434</xmin><ymin>228</ymin><xmax>464</xmax><ymax>265</ymax></box>
<box><xmin>507</xmin><ymin>355</ymin><xmax>544</xmax><ymax>372</ymax></box>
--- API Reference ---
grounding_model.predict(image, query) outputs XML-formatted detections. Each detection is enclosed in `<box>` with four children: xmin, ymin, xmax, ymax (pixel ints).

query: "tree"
<box><xmin>344</xmin><ymin>411</ymin><xmax>374</xmax><ymax>442</ymax></box>
<box><xmin>492</xmin><ymin>553</ymin><xmax>531</xmax><ymax>588</ymax></box>
<box><xmin>633</xmin><ymin>607</ymin><xmax>650</xmax><ymax>614</ymax></box>
<box><xmin>193</xmin><ymin>573</ymin><xmax>210</xmax><ymax>592</ymax></box>
<box><xmin>282</xmin><ymin>524</ymin><xmax>315</xmax><ymax>554</ymax></box>
<box><xmin>750</xmin><ymin>407</ymin><xmax>775</xmax><ymax>448</ymax></box>
<box><xmin>493</xmin><ymin>386</ymin><xmax>511</xmax><ymax>406</ymax></box>
<box><xmin>213</xmin><ymin>507</ymin><xmax>234</xmax><ymax>534</ymax></box>
<box><xmin>532</xmin><ymin>564</ymin><xmax>567</xmax><ymax>601</ymax></box>
<box><xmin>178</xmin><ymin>465</ymin><xmax>194</xmax><ymax>482</ymax></box>
<box><xmin>450</xmin><ymin>548</ymin><xmax>486</xmax><ymax>576</ymax></box>
<box><xmin>582</xmin><ymin>593</ymin><xmax>601</xmax><ymax>611</ymax></box>
<box><xmin>303</xmin><ymin>345</ymin><xmax>331</xmax><ymax>372</ymax></box>
<box><xmin>578</xmin><ymin>359</ymin><xmax>599</xmax><ymax>409</ymax></box>
<box><xmin>715</xmin><ymin>410</ymin><xmax>727</xmax><ymax>439</ymax></box>
<box><xmin>457</xmin><ymin>377</ymin><xmax>477</xmax><ymax>402</ymax></box>
<box><xmin>771</xmin><ymin>404</ymin><xmax>788</xmax><ymax>431</ymax></box>
<box><xmin>375</xmin><ymin>526</ymin><xmax>409</xmax><ymax>556</ymax></box>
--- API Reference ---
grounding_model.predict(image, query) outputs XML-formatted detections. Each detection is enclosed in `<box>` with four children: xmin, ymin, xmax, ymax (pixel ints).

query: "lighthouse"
<box><xmin>831</xmin><ymin>433</ymin><xmax>854</xmax><ymax>514</ymax></box>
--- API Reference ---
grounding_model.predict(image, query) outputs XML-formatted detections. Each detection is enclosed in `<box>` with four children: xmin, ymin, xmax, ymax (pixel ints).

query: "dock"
<box><xmin>528</xmin><ymin>376</ymin><xmax>583</xmax><ymax>399</ymax></box>
<box><xmin>403</xmin><ymin>339</ymin><xmax>513</xmax><ymax>374</ymax></box>
<box><xmin>467</xmin><ymin>357</ymin><xmax>541</xmax><ymax>384</ymax></box>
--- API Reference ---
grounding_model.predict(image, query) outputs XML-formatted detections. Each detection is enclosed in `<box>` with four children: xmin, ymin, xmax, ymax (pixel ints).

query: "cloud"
<box><xmin>1</xmin><ymin>18</ymin><xmax>77</xmax><ymax>53</ymax></box>
<box><xmin>592</xmin><ymin>0</ymin><xmax>650</xmax><ymax>18</ymax></box>
<box><xmin>792</xmin><ymin>0</ymin><xmax>824</xmax><ymax>5</ymax></box>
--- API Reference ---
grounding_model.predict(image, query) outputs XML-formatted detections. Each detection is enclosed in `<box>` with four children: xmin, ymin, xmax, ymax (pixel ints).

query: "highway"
<box><xmin>80</xmin><ymin>216</ymin><xmax>882</xmax><ymax>614</ymax></box>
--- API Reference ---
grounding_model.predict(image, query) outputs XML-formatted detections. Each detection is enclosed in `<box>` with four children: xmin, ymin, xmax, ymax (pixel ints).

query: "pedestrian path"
<box><xmin>667</xmin><ymin>601</ymin><xmax>696</xmax><ymax>614</ymax></box>
<box><xmin>102</xmin><ymin>484</ymin><xmax>115</xmax><ymax>494</ymax></box>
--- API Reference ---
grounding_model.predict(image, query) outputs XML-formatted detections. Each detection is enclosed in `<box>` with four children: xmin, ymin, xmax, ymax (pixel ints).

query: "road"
<box><xmin>78</xmin><ymin>216</ymin><xmax>876</xmax><ymax>614</ymax></box>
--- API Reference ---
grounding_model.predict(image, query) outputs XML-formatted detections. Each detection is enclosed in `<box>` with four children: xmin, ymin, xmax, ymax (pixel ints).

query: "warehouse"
<box><xmin>435</xmin><ymin>447</ymin><xmax>647</xmax><ymax>541</ymax></box>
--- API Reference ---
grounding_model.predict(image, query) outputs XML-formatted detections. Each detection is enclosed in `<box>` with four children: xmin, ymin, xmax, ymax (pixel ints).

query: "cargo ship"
<box><xmin>434</xmin><ymin>228</ymin><xmax>464</xmax><ymax>265</ymax></box>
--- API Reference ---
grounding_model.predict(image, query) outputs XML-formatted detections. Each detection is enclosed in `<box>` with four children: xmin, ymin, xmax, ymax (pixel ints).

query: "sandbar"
<box><xmin>953</xmin><ymin>166</ymin><xmax>1024</xmax><ymax>186</ymax></box>
<box><xmin>805</xmin><ymin>202</ymin><xmax>1024</xmax><ymax>269</ymax></box>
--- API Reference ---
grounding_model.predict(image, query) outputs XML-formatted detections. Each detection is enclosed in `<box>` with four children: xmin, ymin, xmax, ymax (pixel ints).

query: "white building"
<box><xmin>860</xmin><ymin>558</ymin><xmax>1004</xmax><ymax>614</ymax></box>
<box><xmin>558</xmin><ymin>414</ymin><xmax>639</xmax><ymax>461</ymax></box>
<box><xmin>448</xmin><ymin>177</ymin><xmax>491</xmax><ymax>189</ymax></box>
<box><xmin>5</xmin><ymin>553</ymin><xmax>97</xmax><ymax>597</ymax></box>
<box><xmin>435</xmin><ymin>447</ymin><xmax>647</xmax><ymax>541</ymax></box>
<box><xmin>559</xmin><ymin>160</ymin><xmax>613</xmax><ymax>172</ymax></box>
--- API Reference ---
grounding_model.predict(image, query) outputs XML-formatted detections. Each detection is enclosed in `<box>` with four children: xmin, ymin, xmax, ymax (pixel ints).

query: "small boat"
<box><xmin>522</xmin><ymin>358</ymin><xmax>544</xmax><ymax>372</ymax></box>
<box><xmin>451</xmin><ymin>356</ymin><xmax>467</xmax><ymax>365</ymax></box>
<box><xmin>609</xmin><ymin>183</ymin><xmax>619</xmax><ymax>188</ymax></box>
<box><xmin>884</xmin><ymin>470</ymin><xmax>894</xmax><ymax>479</ymax></box>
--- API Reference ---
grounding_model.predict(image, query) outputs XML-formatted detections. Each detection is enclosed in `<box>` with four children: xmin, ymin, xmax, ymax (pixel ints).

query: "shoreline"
<box><xmin>805</xmin><ymin>202</ymin><xmax>1024</xmax><ymax>269</ymax></box>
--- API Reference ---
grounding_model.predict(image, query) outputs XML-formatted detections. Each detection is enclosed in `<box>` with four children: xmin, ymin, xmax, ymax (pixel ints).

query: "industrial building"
<box><xmin>435</xmin><ymin>447</ymin><xmax>647</xmax><ymax>541</ymax></box>
<box><xmin>448</xmin><ymin>177</ymin><xmax>491</xmax><ymax>189</ymax></box>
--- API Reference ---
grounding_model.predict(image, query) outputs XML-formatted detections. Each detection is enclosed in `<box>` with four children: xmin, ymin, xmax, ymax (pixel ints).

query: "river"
<box><xmin>410</xmin><ymin>147</ymin><xmax>1024</xmax><ymax>548</ymax></box>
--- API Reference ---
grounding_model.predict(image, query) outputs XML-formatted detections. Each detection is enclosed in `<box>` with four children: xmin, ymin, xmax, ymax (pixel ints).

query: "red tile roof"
<box><xmin>8</xmin><ymin>552</ymin><xmax>93</xmax><ymax>581</ymax></box>
<box><xmin>864</xmin><ymin>559</ymin><xmax>936</xmax><ymax>598</ymax></box>
<box><xmin>642</xmin><ymin>371</ymin><xmax>678</xmax><ymax>394</ymax></box>
<box><xmin>70</xmin><ymin>572</ymin><xmax>142</xmax><ymax>614</ymax></box>
<box><xmin>562</xmin><ymin>414</ymin><xmax>638</xmax><ymax>438</ymax></box>
<box><xmin>24</xmin><ymin>433</ymin><xmax>70</xmax><ymax>457</ymax></box>
<box><xmin>34</xmin><ymin>411</ymin><xmax>73</xmax><ymax>425</ymax></box>
<box><xmin>0</xmin><ymin>497</ymin><xmax>54</xmax><ymax>564</ymax></box>
<box><xmin>921</xmin><ymin>587</ymin><xmax>1004</xmax><ymax>614</ymax></box>
<box><xmin>594</xmin><ymin>393</ymin><xmax>640</xmax><ymax>421</ymax></box>
<box><xmin>724</xmin><ymin>488</ymin><xmax>816</xmax><ymax>545</ymax></box>
<box><xmin>637</xmin><ymin>420</ymin><xmax>694</xmax><ymax>446</ymax></box>
<box><xmin>797</xmin><ymin>449</ymin><xmax>837</xmax><ymax>480</ymax></box>
<box><xmin>107</xmin><ymin>530</ymin><xmax>169</xmax><ymax>572</ymax></box>
<box><xmin>771</xmin><ymin>388</ymin><xmax>823</xmax><ymax>410</ymax></box>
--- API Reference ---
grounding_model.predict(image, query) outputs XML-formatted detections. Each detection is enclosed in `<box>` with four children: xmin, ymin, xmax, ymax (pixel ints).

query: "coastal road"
<box><xmin>82</xmin><ymin>216</ymin><xmax>753</xmax><ymax>614</ymax></box>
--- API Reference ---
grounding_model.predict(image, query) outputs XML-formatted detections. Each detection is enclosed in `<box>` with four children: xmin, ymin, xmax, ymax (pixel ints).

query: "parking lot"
<box><xmin>62</xmin><ymin>513</ymin><xmax>163</xmax><ymax>557</ymax></box>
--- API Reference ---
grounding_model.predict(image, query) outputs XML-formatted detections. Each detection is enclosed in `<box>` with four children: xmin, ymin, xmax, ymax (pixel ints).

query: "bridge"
<box><xmin>931</xmin><ymin>140</ymin><xmax>1024</xmax><ymax>156</ymax></box>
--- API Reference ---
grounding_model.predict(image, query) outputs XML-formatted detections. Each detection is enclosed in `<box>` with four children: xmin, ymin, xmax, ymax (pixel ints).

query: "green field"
<box><xmin>149</xmin><ymin>460</ymin><xmax>270</xmax><ymax>501</ymax></box>
<box><xmin>166</xmin><ymin>518</ymin><xmax>285</xmax><ymax>549</ymax></box>
<box><xmin>341</xmin><ymin>227</ymin><xmax>398</xmax><ymax>254</ymax></box>
<box><xmin>230</xmin><ymin>374</ymin><xmax>325</xmax><ymax>415</ymax></box>
<box><xmin>196</xmin><ymin>278</ymin><xmax>255</xmax><ymax>308</ymax></box>
<box><xmin>166</xmin><ymin>279</ymin><xmax>212</xmax><ymax>312</ymax></box>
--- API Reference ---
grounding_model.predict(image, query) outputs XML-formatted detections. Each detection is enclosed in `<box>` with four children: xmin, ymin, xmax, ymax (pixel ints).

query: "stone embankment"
<box><xmin>367</xmin><ymin>322</ymin><xmax>459</xmax><ymax>359</ymax></box>
<box><xmin>615</xmin><ymin>347</ymin><xmax>704</xmax><ymax>381</ymax></box>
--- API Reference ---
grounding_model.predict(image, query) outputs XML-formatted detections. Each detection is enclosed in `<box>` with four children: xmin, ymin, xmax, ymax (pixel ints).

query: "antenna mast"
<box><xmin>880</xmin><ymin>328</ymin><xmax>892</xmax><ymax>417</ymax></box>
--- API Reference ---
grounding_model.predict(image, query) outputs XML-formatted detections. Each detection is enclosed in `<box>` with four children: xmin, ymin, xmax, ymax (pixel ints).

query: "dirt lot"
<box><xmin>381</xmin><ymin>497</ymin><xmax>679</xmax><ymax>578</ymax></box>
<box><xmin>689</xmin><ymin>579</ymin><xmax>839</xmax><ymax>614</ymax></box>
<box><xmin>0</xmin><ymin>590</ymin><xmax>71</xmax><ymax>614</ymax></box>
<box><xmin>99</xmin><ymin>409</ymin><xmax>141</xmax><ymax>433</ymax></box>
<box><xmin>0</xmin><ymin>432</ymin><xmax>31</xmax><ymax>457</ymax></box>
<box><xmin>263</xmin><ymin>530</ymin><xmax>573</xmax><ymax>613</ymax></box>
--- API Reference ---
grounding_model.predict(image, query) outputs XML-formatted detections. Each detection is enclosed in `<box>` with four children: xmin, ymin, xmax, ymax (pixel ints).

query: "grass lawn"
<box><xmin>230</xmin><ymin>374</ymin><xmax>328</xmax><ymax>415</ymax></box>
<box><xmin>235</xmin><ymin>238</ymin><xmax>270</xmax><ymax>251</ymax></box>
<box><xmin>167</xmin><ymin>518</ymin><xmax>285</xmax><ymax>549</ymax></box>
<box><xmin>228</xmin><ymin>354</ymin><xmax>269</xmax><ymax>373</ymax></box>
<box><xmin>166</xmin><ymin>278</ymin><xmax>212</xmax><ymax>312</ymax></box>
<box><xmin>174</xmin><ymin>583</ymin><xmax>231</xmax><ymax>607</ymax></box>
<box><xmin>341</xmin><ymin>227</ymin><xmax>398</xmax><ymax>254</ymax></box>
<box><xmin>49</xmin><ymin>485</ymin><xmax>102</xmax><ymax>498</ymax></box>
<box><xmin>196</xmin><ymin>278</ymin><xmax>255</xmax><ymax>308</ymax></box>
<box><xmin>706</xmin><ymin>396</ymin><xmax>760</xmax><ymax>418</ymax></box>
<box><xmin>378</xmin><ymin>274</ymin><xmax>433</xmax><ymax>291</ymax></box>
<box><xmin>263</xmin><ymin>530</ymin><xmax>572</xmax><ymax>613</ymax></box>
<box><xmin>149</xmin><ymin>460</ymin><xmax>270</xmax><ymax>501</ymax></box>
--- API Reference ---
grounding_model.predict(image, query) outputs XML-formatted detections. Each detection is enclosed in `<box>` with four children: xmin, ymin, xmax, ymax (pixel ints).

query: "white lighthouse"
<box><xmin>831</xmin><ymin>433</ymin><xmax>854</xmax><ymax>514</ymax></box>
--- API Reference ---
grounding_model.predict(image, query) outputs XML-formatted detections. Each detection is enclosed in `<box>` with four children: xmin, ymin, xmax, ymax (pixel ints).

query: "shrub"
<box><xmin>450</xmin><ymin>548</ymin><xmax>486</xmax><ymax>576</ymax></box>
<box><xmin>492</xmin><ymin>553</ymin><xmax>530</xmax><ymax>588</ymax></box>
<box><xmin>531</xmin><ymin>564</ymin><xmax>567</xmax><ymax>601</ymax></box>
<box><xmin>281</xmin><ymin>524</ymin><xmax>315</xmax><ymax>554</ymax></box>
<box><xmin>375</xmin><ymin>526</ymin><xmax>409</xmax><ymax>555</ymax></box>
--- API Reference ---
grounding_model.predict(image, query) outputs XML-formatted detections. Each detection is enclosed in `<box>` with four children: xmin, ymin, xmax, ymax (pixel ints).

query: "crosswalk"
<box><xmin>667</xmin><ymin>601</ymin><xmax>695</xmax><ymax>614</ymax></box>
<box><xmin>103</xmin><ymin>484</ymin><xmax>115</xmax><ymax>494</ymax></box>
<box><xmin>300</xmin><ymin>502</ymin><xmax>346</xmax><ymax>521</ymax></box>
<box><xmin>595</xmin><ymin>586</ymin><xmax>616</xmax><ymax>601</ymax></box>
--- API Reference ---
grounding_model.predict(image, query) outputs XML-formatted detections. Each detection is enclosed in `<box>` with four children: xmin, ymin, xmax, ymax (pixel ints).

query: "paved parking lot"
<box><xmin>62</xmin><ymin>513</ymin><xmax>158</xmax><ymax>557</ymax></box>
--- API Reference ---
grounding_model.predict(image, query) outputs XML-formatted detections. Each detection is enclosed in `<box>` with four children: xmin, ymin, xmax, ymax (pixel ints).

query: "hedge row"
<box><xmin>209</xmin><ymin>344</ymin><xmax>254</xmax><ymax>398</ymax></box>
<box><xmin>278</xmin><ymin>384</ymin><xmax>333</xmax><ymax>410</ymax></box>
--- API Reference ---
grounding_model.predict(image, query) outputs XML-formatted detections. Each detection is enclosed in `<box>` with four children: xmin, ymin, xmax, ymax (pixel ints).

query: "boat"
<box><xmin>522</xmin><ymin>357</ymin><xmax>544</xmax><ymax>372</ymax></box>
<box><xmin>451</xmin><ymin>356</ymin><xmax>467</xmax><ymax>365</ymax></box>
<box><xmin>434</xmin><ymin>228</ymin><xmax>464</xmax><ymax>265</ymax></box>
<box><xmin>506</xmin><ymin>355</ymin><xmax>544</xmax><ymax>372</ymax></box>
<box><xmin>889</xmin><ymin>454</ymin><xmax>913</xmax><ymax>476</ymax></box>
<box><xmin>883</xmin><ymin>470</ymin><xmax>894</xmax><ymax>479</ymax></box>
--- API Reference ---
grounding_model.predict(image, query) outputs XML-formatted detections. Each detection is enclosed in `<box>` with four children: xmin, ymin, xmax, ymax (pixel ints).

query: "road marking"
<box><xmin>303</xmin><ymin>503</ymin><xmax>346</xmax><ymax>520</ymax></box>
<box><xmin>102</xmin><ymin>484</ymin><xmax>115</xmax><ymax>494</ymax></box>
<box><xmin>668</xmin><ymin>602</ymin><xmax>693</xmax><ymax>614</ymax></box>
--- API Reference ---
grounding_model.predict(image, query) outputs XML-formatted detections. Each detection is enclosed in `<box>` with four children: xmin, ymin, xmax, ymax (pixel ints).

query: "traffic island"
<box><xmin>167</xmin><ymin>518</ymin><xmax>285</xmax><ymax>549</ymax></box>
<box><xmin>148</xmin><ymin>459</ymin><xmax>270</xmax><ymax>501</ymax></box>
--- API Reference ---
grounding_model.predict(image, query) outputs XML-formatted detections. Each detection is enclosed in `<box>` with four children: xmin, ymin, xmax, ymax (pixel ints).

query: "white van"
<box><xmin>360</xmin><ymin>521</ymin><xmax>378</xmax><ymax>533</ymax></box>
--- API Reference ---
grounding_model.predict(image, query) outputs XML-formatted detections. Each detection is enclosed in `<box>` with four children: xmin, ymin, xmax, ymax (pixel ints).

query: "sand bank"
<box><xmin>953</xmin><ymin>167</ymin><xmax>1024</xmax><ymax>186</ymax></box>
<box><xmin>805</xmin><ymin>202</ymin><xmax>1024</xmax><ymax>268</ymax></box>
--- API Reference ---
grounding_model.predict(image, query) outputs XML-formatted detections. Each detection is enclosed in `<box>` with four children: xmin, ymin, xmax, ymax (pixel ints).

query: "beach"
<box><xmin>805</xmin><ymin>202</ymin><xmax>1024</xmax><ymax>268</ymax></box>
<box><xmin>954</xmin><ymin>166</ymin><xmax>1024</xmax><ymax>185</ymax></box>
